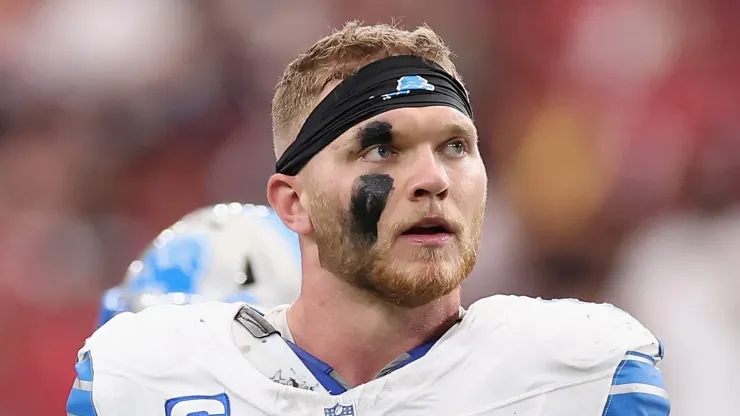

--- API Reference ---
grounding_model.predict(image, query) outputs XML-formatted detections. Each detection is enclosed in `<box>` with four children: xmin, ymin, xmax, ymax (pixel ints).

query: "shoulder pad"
<box><xmin>87</xmin><ymin>301</ymin><xmax>244</xmax><ymax>378</ymax></box>
<box><xmin>234</xmin><ymin>305</ymin><xmax>280</xmax><ymax>339</ymax></box>
<box><xmin>469</xmin><ymin>295</ymin><xmax>661</xmax><ymax>370</ymax></box>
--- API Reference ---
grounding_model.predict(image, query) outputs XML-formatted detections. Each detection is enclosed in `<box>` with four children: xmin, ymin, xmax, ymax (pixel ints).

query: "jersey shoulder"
<box><xmin>455</xmin><ymin>296</ymin><xmax>668</xmax><ymax>415</ymax></box>
<box><xmin>84</xmin><ymin>301</ymin><xmax>244</xmax><ymax>378</ymax></box>
<box><xmin>68</xmin><ymin>302</ymin><xmax>247</xmax><ymax>416</ymax></box>
<box><xmin>466</xmin><ymin>295</ymin><xmax>663</xmax><ymax>368</ymax></box>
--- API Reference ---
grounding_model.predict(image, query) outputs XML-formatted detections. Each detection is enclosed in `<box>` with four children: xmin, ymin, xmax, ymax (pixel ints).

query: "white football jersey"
<box><xmin>67</xmin><ymin>296</ymin><xmax>669</xmax><ymax>416</ymax></box>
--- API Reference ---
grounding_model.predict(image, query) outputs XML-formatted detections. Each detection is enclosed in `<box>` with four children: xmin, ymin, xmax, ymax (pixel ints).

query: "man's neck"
<box><xmin>286</xmin><ymin>272</ymin><xmax>461</xmax><ymax>387</ymax></box>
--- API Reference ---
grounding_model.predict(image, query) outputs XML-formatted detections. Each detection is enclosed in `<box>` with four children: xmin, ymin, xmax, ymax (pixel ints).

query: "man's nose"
<box><xmin>406</xmin><ymin>148</ymin><xmax>450</xmax><ymax>202</ymax></box>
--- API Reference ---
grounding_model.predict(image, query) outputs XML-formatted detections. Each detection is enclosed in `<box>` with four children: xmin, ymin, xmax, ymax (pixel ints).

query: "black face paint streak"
<box><xmin>357</xmin><ymin>120</ymin><xmax>393</xmax><ymax>150</ymax></box>
<box><xmin>349</xmin><ymin>174</ymin><xmax>394</xmax><ymax>244</ymax></box>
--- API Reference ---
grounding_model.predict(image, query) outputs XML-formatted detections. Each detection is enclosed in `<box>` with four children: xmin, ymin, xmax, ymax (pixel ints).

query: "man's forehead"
<box><xmin>334</xmin><ymin>106</ymin><xmax>476</xmax><ymax>147</ymax></box>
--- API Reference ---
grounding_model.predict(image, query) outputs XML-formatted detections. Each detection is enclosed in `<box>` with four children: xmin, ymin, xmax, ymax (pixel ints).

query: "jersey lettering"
<box><xmin>164</xmin><ymin>393</ymin><xmax>231</xmax><ymax>416</ymax></box>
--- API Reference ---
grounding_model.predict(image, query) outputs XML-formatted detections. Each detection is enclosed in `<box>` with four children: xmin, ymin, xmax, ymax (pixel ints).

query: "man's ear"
<box><xmin>267</xmin><ymin>173</ymin><xmax>313</xmax><ymax>236</ymax></box>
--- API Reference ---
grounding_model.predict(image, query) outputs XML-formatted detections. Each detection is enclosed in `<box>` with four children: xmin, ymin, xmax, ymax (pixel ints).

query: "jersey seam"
<box><xmin>95</xmin><ymin>368</ymin><xmax>173</xmax><ymax>395</ymax></box>
<box><xmin>462</xmin><ymin>369</ymin><xmax>615</xmax><ymax>415</ymax></box>
<box><xmin>600</xmin><ymin>358</ymin><xmax>629</xmax><ymax>416</ymax></box>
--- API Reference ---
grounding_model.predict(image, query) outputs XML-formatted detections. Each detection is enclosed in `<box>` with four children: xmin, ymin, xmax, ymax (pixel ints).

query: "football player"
<box><xmin>67</xmin><ymin>22</ymin><xmax>669</xmax><ymax>415</ymax></box>
<box><xmin>96</xmin><ymin>202</ymin><xmax>301</xmax><ymax>327</ymax></box>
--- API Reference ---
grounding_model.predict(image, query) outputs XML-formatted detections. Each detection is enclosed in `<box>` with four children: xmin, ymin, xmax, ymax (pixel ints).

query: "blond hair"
<box><xmin>271</xmin><ymin>21</ymin><xmax>462</xmax><ymax>159</ymax></box>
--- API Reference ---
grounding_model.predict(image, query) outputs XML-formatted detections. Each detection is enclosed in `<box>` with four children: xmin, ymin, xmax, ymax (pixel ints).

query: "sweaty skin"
<box><xmin>349</xmin><ymin>174</ymin><xmax>394</xmax><ymax>245</ymax></box>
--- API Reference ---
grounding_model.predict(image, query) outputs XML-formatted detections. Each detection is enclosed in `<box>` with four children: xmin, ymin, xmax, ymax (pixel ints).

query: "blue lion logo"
<box><xmin>381</xmin><ymin>75</ymin><xmax>435</xmax><ymax>100</ymax></box>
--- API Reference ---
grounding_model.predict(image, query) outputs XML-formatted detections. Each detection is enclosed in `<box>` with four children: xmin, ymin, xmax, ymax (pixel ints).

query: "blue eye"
<box><xmin>442</xmin><ymin>140</ymin><xmax>468</xmax><ymax>157</ymax></box>
<box><xmin>362</xmin><ymin>145</ymin><xmax>395</xmax><ymax>161</ymax></box>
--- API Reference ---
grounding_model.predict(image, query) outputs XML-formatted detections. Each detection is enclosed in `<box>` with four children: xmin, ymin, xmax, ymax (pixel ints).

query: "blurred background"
<box><xmin>0</xmin><ymin>0</ymin><xmax>737</xmax><ymax>414</ymax></box>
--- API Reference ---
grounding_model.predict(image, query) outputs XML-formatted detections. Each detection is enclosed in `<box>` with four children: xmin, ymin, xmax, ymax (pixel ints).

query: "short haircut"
<box><xmin>271</xmin><ymin>21</ymin><xmax>463</xmax><ymax>159</ymax></box>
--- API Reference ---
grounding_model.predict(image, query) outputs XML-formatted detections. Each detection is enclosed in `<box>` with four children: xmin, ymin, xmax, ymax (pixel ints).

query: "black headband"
<box><xmin>275</xmin><ymin>55</ymin><xmax>473</xmax><ymax>176</ymax></box>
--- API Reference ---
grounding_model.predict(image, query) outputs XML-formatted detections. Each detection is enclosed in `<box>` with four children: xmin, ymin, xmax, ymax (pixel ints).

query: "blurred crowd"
<box><xmin>0</xmin><ymin>0</ymin><xmax>737</xmax><ymax>415</ymax></box>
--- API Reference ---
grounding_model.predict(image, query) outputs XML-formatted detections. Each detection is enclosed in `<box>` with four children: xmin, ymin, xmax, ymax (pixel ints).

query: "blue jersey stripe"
<box><xmin>601</xmin><ymin>351</ymin><xmax>669</xmax><ymax>416</ymax></box>
<box><xmin>74</xmin><ymin>353</ymin><xmax>94</xmax><ymax>382</ymax></box>
<box><xmin>67</xmin><ymin>388</ymin><xmax>98</xmax><ymax>416</ymax></box>
<box><xmin>624</xmin><ymin>350</ymin><xmax>656</xmax><ymax>364</ymax></box>
<box><xmin>602</xmin><ymin>391</ymin><xmax>670</xmax><ymax>416</ymax></box>
<box><xmin>612</xmin><ymin>359</ymin><xmax>665</xmax><ymax>389</ymax></box>
<box><xmin>67</xmin><ymin>352</ymin><xmax>99</xmax><ymax>416</ymax></box>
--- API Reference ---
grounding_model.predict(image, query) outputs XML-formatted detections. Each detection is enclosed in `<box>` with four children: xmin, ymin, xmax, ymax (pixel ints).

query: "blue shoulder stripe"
<box><xmin>624</xmin><ymin>350</ymin><xmax>656</xmax><ymax>365</ymax></box>
<box><xmin>612</xmin><ymin>356</ymin><xmax>664</xmax><ymax>389</ymax></box>
<box><xmin>603</xmin><ymin>391</ymin><xmax>670</xmax><ymax>416</ymax></box>
<box><xmin>68</xmin><ymin>388</ymin><xmax>98</xmax><ymax>416</ymax></box>
<box><xmin>74</xmin><ymin>352</ymin><xmax>94</xmax><ymax>382</ymax></box>
<box><xmin>67</xmin><ymin>351</ymin><xmax>99</xmax><ymax>416</ymax></box>
<box><xmin>602</xmin><ymin>351</ymin><xmax>669</xmax><ymax>416</ymax></box>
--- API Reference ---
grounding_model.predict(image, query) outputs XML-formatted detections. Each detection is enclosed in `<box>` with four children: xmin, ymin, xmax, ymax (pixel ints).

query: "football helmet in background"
<box><xmin>97</xmin><ymin>202</ymin><xmax>301</xmax><ymax>327</ymax></box>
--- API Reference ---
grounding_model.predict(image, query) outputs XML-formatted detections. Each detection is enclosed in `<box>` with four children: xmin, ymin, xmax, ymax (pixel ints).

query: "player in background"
<box><xmin>97</xmin><ymin>202</ymin><xmax>301</xmax><ymax>327</ymax></box>
<box><xmin>67</xmin><ymin>22</ymin><xmax>669</xmax><ymax>415</ymax></box>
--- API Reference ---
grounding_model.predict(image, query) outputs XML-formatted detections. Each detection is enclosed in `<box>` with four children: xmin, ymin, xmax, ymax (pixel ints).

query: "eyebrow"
<box><xmin>445</xmin><ymin>120</ymin><xmax>478</xmax><ymax>141</ymax></box>
<box><xmin>354</xmin><ymin>120</ymin><xmax>394</xmax><ymax>149</ymax></box>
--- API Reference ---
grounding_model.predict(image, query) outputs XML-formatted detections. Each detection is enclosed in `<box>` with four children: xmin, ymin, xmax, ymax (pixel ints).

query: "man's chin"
<box><xmin>389</xmin><ymin>243</ymin><xmax>458</xmax><ymax>263</ymax></box>
<box><xmin>356</xmin><ymin>257</ymin><xmax>465</xmax><ymax>308</ymax></box>
<box><xmin>385</xmin><ymin>262</ymin><xmax>459</xmax><ymax>286</ymax></box>
<box><xmin>376</xmin><ymin>276</ymin><xmax>460</xmax><ymax>308</ymax></box>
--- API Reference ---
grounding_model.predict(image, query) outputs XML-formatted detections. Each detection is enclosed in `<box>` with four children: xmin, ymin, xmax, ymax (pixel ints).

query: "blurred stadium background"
<box><xmin>0</xmin><ymin>0</ymin><xmax>737</xmax><ymax>414</ymax></box>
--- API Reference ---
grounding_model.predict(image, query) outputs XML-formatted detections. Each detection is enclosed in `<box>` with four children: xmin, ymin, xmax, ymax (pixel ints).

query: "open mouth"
<box><xmin>401</xmin><ymin>217</ymin><xmax>454</xmax><ymax>236</ymax></box>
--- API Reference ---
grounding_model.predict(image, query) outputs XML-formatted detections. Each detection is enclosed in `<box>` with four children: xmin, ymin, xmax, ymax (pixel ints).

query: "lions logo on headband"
<box><xmin>381</xmin><ymin>75</ymin><xmax>435</xmax><ymax>100</ymax></box>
